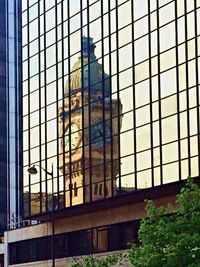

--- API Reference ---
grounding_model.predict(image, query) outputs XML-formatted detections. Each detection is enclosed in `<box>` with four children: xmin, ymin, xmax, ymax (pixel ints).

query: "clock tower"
<box><xmin>59</xmin><ymin>37</ymin><xmax>122</xmax><ymax>207</ymax></box>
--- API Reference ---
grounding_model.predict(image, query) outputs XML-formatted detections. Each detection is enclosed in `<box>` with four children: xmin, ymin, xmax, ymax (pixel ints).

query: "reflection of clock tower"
<box><xmin>59</xmin><ymin>37</ymin><xmax>122</xmax><ymax>207</ymax></box>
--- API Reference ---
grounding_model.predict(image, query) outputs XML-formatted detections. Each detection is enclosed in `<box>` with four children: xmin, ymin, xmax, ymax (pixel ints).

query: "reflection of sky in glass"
<box><xmin>23</xmin><ymin>0</ymin><xmax>200</xmax><ymax>193</ymax></box>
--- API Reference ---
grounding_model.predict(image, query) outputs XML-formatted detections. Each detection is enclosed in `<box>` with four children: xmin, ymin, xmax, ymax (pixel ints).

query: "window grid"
<box><xmin>23</xmin><ymin>0</ymin><xmax>200</xmax><ymax>217</ymax></box>
<box><xmin>9</xmin><ymin>219</ymin><xmax>140</xmax><ymax>265</ymax></box>
<box><xmin>194</xmin><ymin>0</ymin><xmax>200</xmax><ymax>178</ymax></box>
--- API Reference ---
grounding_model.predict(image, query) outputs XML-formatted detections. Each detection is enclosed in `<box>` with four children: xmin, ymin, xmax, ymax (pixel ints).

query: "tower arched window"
<box><xmin>74</xmin><ymin>182</ymin><xmax>78</xmax><ymax>197</ymax></box>
<box><xmin>99</xmin><ymin>184</ymin><xmax>103</xmax><ymax>196</ymax></box>
<box><xmin>94</xmin><ymin>184</ymin><xmax>98</xmax><ymax>195</ymax></box>
<box><xmin>105</xmin><ymin>186</ymin><xmax>108</xmax><ymax>196</ymax></box>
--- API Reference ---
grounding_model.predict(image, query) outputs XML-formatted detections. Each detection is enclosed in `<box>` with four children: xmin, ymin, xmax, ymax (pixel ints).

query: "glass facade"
<box><xmin>0</xmin><ymin>0</ymin><xmax>7</xmax><ymax>231</ymax></box>
<box><xmin>22</xmin><ymin>0</ymin><xmax>200</xmax><ymax>217</ymax></box>
<box><xmin>7</xmin><ymin>0</ymin><xmax>23</xmax><ymax>230</ymax></box>
<box><xmin>0</xmin><ymin>0</ymin><xmax>22</xmax><ymax>232</ymax></box>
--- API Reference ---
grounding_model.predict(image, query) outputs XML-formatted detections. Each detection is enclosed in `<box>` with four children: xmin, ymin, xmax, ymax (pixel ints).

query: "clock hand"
<box><xmin>97</xmin><ymin>128</ymin><xmax>103</xmax><ymax>136</ymax></box>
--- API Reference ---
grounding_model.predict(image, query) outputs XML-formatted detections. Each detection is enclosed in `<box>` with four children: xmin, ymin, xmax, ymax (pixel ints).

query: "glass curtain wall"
<box><xmin>0</xmin><ymin>0</ymin><xmax>7</xmax><ymax>230</ymax></box>
<box><xmin>22</xmin><ymin>0</ymin><xmax>200</xmax><ymax>217</ymax></box>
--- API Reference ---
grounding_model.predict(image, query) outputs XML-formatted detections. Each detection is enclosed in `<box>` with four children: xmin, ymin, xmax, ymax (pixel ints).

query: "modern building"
<box><xmin>6</xmin><ymin>0</ymin><xmax>23</xmax><ymax>231</ymax></box>
<box><xmin>0</xmin><ymin>0</ymin><xmax>23</xmax><ymax>266</ymax></box>
<box><xmin>0</xmin><ymin>1</ymin><xmax>7</xmax><ymax>265</ymax></box>
<box><xmin>0</xmin><ymin>0</ymin><xmax>7</xmax><ymax>234</ymax></box>
<box><xmin>0</xmin><ymin>0</ymin><xmax>22</xmax><ymax>233</ymax></box>
<box><xmin>4</xmin><ymin>0</ymin><xmax>200</xmax><ymax>266</ymax></box>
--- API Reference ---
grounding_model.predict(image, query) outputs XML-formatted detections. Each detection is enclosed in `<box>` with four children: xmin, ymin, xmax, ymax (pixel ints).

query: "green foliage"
<box><xmin>71</xmin><ymin>253</ymin><xmax>124</xmax><ymax>267</ymax></box>
<box><xmin>70</xmin><ymin>178</ymin><xmax>200</xmax><ymax>267</ymax></box>
<box><xmin>128</xmin><ymin>178</ymin><xmax>200</xmax><ymax>267</ymax></box>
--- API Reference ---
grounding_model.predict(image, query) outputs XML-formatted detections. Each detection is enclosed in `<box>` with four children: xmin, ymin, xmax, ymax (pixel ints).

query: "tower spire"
<box><xmin>82</xmin><ymin>36</ymin><xmax>96</xmax><ymax>60</ymax></box>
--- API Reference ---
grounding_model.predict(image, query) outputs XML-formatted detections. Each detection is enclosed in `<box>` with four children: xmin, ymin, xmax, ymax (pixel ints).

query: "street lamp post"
<box><xmin>27</xmin><ymin>164</ymin><xmax>55</xmax><ymax>267</ymax></box>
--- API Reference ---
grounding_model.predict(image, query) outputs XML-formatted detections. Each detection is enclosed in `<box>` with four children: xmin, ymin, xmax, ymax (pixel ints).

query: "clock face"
<box><xmin>90</xmin><ymin>121</ymin><xmax>111</xmax><ymax>149</ymax></box>
<box><xmin>64</xmin><ymin>123</ymin><xmax>81</xmax><ymax>153</ymax></box>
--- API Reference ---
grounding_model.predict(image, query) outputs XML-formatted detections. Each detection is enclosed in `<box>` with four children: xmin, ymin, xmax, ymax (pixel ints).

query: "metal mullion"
<box><xmin>14</xmin><ymin>0</ymin><xmax>19</xmax><ymax>219</ymax></box>
<box><xmin>43</xmin><ymin>0</ymin><xmax>48</xmax><ymax>212</ymax></box>
<box><xmin>61</xmin><ymin>0</ymin><xmax>66</xmax><ymax>208</ymax></box>
<box><xmin>19</xmin><ymin>0</ymin><xmax>24</xmax><ymax>221</ymax></box>
<box><xmin>23</xmin><ymin>31</ymin><xmax>200</xmax><ymax>94</ymax></box>
<box><xmin>131</xmin><ymin>16</ymin><xmax>137</xmax><ymax>189</ymax></box>
<box><xmin>25</xmin><ymin>13</ymin><xmax>200</xmax><ymax>71</ymax></box>
<box><xmin>108</xmin><ymin>0</ymin><xmax>114</xmax><ymax>197</ymax></box>
<box><xmin>87</xmin><ymin>0</ymin><xmax>92</xmax><ymax>202</ymax></box>
<box><xmin>24</xmin><ymin>77</ymin><xmax>200</xmax><ymax>120</ymax></box>
<box><xmin>194</xmin><ymin>1</ymin><xmax>200</xmax><ymax>176</ymax></box>
<box><xmin>80</xmin><ymin>1</ymin><xmax>86</xmax><ymax>204</ymax></box>
<box><xmin>22</xmin><ymin>4</ymin><xmax>198</xmax><ymax>51</ymax></box>
<box><xmin>175</xmin><ymin>0</ymin><xmax>182</xmax><ymax>181</ymax></box>
<box><xmin>27</xmin><ymin>1</ymin><xmax>31</xmax><ymax>217</ymax></box>
<box><xmin>38</xmin><ymin>0</ymin><xmax>42</xmax><ymax>213</ymax></box>
<box><xmin>147</xmin><ymin>0</ymin><xmax>154</xmax><ymax>187</ymax></box>
<box><xmin>107</xmin><ymin>226</ymin><xmax>110</xmax><ymax>251</ymax></box>
<box><xmin>55</xmin><ymin>0</ymin><xmax>59</xmax><ymax>210</ymax></box>
<box><xmin>184</xmin><ymin>0</ymin><xmax>191</xmax><ymax>176</ymax></box>
<box><xmin>100</xmin><ymin>0</ymin><xmax>106</xmax><ymax>199</ymax></box>
<box><xmin>5</xmin><ymin>1</ymin><xmax>10</xmax><ymax>226</ymax></box>
<box><xmin>67</xmin><ymin>0</ymin><xmax>73</xmax><ymax>207</ymax></box>
<box><xmin>96</xmin><ymin>228</ymin><xmax>99</xmax><ymax>252</ymax></box>
<box><xmin>115</xmin><ymin>1</ymin><xmax>122</xmax><ymax>194</ymax></box>
<box><xmin>156</xmin><ymin>0</ymin><xmax>163</xmax><ymax>185</ymax></box>
<box><xmin>90</xmin><ymin>228</ymin><xmax>94</xmax><ymax>253</ymax></box>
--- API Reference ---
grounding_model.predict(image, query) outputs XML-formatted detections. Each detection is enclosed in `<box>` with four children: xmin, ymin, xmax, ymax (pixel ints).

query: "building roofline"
<box><xmin>25</xmin><ymin>176</ymin><xmax>200</xmax><ymax>222</ymax></box>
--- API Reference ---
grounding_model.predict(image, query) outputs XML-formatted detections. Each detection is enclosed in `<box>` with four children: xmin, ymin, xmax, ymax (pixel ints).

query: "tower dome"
<box><xmin>65</xmin><ymin>36</ymin><xmax>111</xmax><ymax>97</ymax></box>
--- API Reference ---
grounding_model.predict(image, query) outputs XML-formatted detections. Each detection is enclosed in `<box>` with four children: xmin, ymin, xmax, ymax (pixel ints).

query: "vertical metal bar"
<box><xmin>156</xmin><ymin>0</ymin><xmax>163</xmax><ymax>185</ymax></box>
<box><xmin>6</xmin><ymin>0</ymin><xmax>10</xmax><ymax>230</ymax></box>
<box><xmin>96</xmin><ymin>228</ymin><xmax>99</xmax><ymax>252</ymax></box>
<box><xmin>80</xmin><ymin>2</ymin><xmax>86</xmax><ymax>204</ymax></box>
<box><xmin>194</xmin><ymin>0</ymin><xmax>200</xmax><ymax>176</ymax></box>
<box><xmin>27</xmin><ymin>0</ymin><xmax>31</xmax><ymax>217</ymax></box>
<box><xmin>115</xmin><ymin>1</ymin><xmax>122</xmax><ymax>194</ymax></box>
<box><xmin>43</xmin><ymin>0</ymin><xmax>48</xmax><ymax>213</ymax></box>
<box><xmin>55</xmin><ymin>0</ymin><xmax>59</xmax><ymax>210</ymax></box>
<box><xmin>61</xmin><ymin>0</ymin><xmax>66</xmax><ymax>208</ymax></box>
<box><xmin>131</xmin><ymin>0</ymin><xmax>137</xmax><ymax>190</ymax></box>
<box><xmin>18</xmin><ymin>0</ymin><xmax>23</xmax><ymax>222</ymax></box>
<box><xmin>100</xmin><ymin>0</ymin><xmax>107</xmax><ymax>198</ymax></box>
<box><xmin>184</xmin><ymin>0</ymin><xmax>191</xmax><ymax>176</ymax></box>
<box><xmin>38</xmin><ymin>0</ymin><xmax>42</xmax><ymax>213</ymax></box>
<box><xmin>175</xmin><ymin>0</ymin><xmax>182</xmax><ymax>181</ymax></box>
<box><xmin>108</xmin><ymin>0</ymin><xmax>114</xmax><ymax>197</ymax></box>
<box><xmin>14</xmin><ymin>0</ymin><xmax>18</xmax><ymax>221</ymax></box>
<box><xmin>147</xmin><ymin>0</ymin><xmax>154</xmax><ymax>187</ymax></box>
<box><xmin>67</xmin><ymin>0</ymin><xmax>72</xmax><ymax>207</ymax></box>
<box><xmin>91</xmin><ymin>228</ymin><xmax>94</xmax><ymax>253</ymax></box>
<box><xmin>51</xmin><ymin>164</ymin><xmax>55</xmax><ymax>267</ymax></box>
<box><xmin>87</xmin><ymin>0</ymin><xmax>93</xmax><ymax>202</ymax></box>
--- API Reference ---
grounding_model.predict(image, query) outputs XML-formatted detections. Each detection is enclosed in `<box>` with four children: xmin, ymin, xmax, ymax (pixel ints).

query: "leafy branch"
<box><xmin>70</xmin><ymin>178</ymin><xmax>200</xmax><ymax>267</ymax></box>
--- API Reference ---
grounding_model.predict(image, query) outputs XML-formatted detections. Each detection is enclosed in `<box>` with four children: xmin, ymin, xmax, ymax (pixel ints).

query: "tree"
<box><xmin>70</xmin><ymin>178</ymin><xmax>200</xmax><ymax>267</ymax></box>
<box><xmin>128</xmin><ymin>178</ymin><xmax>200</xmax><ymax>267</ymax></box>
<box><xmin>71</xmin><ymin>253</ymin><xmax>124</xmax><ymax>267</ymax></box>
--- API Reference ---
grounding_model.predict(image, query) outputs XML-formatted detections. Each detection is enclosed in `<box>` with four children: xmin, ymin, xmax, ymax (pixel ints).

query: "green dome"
<box><xmin>65</xmin><ymin>37</ymin><xmax>111</xmax><ymax>97</ymax></box>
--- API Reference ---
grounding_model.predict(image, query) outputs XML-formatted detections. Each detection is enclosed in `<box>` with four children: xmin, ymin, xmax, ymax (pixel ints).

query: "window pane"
<box><xmin>160</xmin><ymin>22</ymin><xmax>175</xmax><ymax>52</ymax></box>
<box><xmin>162</xmin><ymin>115</ymin><xmax>178</xmax><ymax>143</ymax></box>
